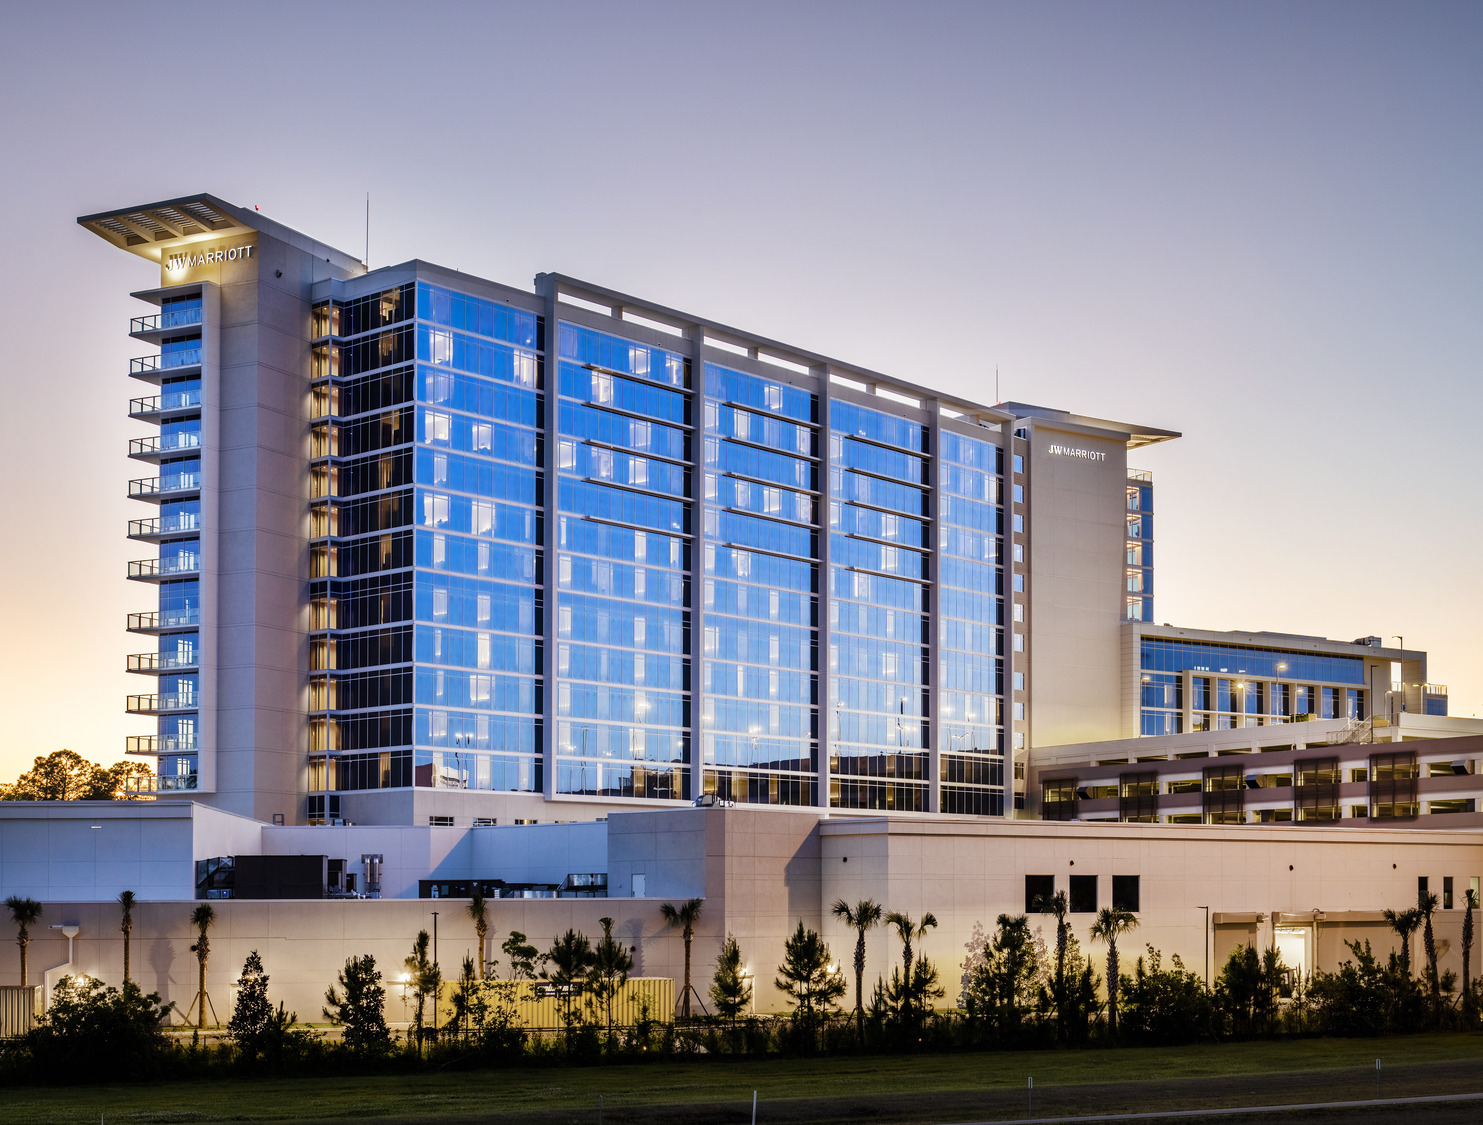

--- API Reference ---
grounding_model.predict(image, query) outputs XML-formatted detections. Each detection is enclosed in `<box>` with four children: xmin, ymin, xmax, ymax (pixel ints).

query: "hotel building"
<box><xmin>83</xmin><ymin>194</ymin><xmax>1168</xmax><ymax>827</ymax></box>
<box><xmin>82</xmin><ymin>193</ymin><xmax>1458</xmax><ymax>833</ymax></box>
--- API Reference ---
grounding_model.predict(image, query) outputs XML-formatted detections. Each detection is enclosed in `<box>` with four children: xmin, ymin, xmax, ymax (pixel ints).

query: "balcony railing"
<box><xmin>129</xmin><ymin>432</ymin><xmax>201</xmax><ymax>459</ymax></box>
<box><xmin>129</xmin><ymin>473</ymin><xmax>201</xmax><ymax>500</ymax></box>
<box><xmin>128</xmin><ymin>513</ymin><xmax>200</xmax><ymax>539</ymax></box>
<box><xmin>131</xmin><ymin>308</ymin><xmax>204</xmax><ymax>335</ymax></box>
<box><xmin>131</xmin><ymin>348</ymin><xmax>202</xmax><ymax>376</ymax></box>
<box><xmin>129</xmin><ymin>390</ymin><xmax>201</xmax><ymax>418</ymax></box>
<box><xmin>127</xmin><ymin>609</ymin><xmax>200</xmax><ymax>633</ymax></box>
<box><xmin>126</xmin><ymin>733</ymin><xmax>198</xmax><ymax>755</ymax></box>
<box><xmin>1127</xmin><ymin>468</ymin><xmax>1153</xmax><ymax>483</ymax></box>
<box><xmin>128</xmin><ymin>556</ymin><xmax>200</xmax><ymax>580</ymax></box>
<box><xmin>126</xmin><ymin>773</ymin><xmax>199</xmax><ymax>793</ymax></box>
<box><xmin>125</xmin><ymin>693</ymin><xmax>198</xmax><ymax>715</ymax></box>
<box><xmin>127</xmin><ymin>650</ymin><xmax>199</xmax><ymax>673</ymax></box>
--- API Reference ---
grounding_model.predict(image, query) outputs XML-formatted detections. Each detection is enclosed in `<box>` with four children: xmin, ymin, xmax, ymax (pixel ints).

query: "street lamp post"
<box><xmin>1199</xmin><ymin>905</ymin><xmax>1210</xmax><ymax>986</ymax></box>
<box><xmin>1275</xmin><ymin>662</ymin><xmax>1288</xmax><ymax>723</ymax></box>
<box><xmin>431</xmin><ymin>911</ymin><xmax>440</xmax><ymax>1035</ymax></box>
<box><xmin>1391</xmin><ymin>636</ymin><xmax>1405</xmax><ymax>726</ymax></box>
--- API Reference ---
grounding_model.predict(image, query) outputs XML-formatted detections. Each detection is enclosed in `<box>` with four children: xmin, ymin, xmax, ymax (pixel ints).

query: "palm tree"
<box><xmin>1463</xmin><ymin>889</ymin><xmax>1477</xmax><ymax>1023</ymax></box>
<box><xmin>1090</xmin><ymin>906</ymin><xmax>1139</xmax><ymax>1037</ymax></box>
<box><xmin>190</xmin><ymin>903</ymin><xmax>216</xmax><ymax>1028</ymax></box>
<box><xmin>4</xmin><ymin>897</ymin><xmax>42</xmax><ymax>988</ymax></box>
<box><xmin>660</xmin><ymin>897</ymin><xmax>704</xmax><ymax>1019</ymax></box>
<box><xmin>118</xmin><ymin>890</ymin><xmax>136</xmax><ymax>984</ymax></box>
<box><xmin>467</xmin><ymin>889</ymin><xmax>489</xmax><ymax>980</ymax></box>
<box><xmin>831</xmin><ymin>898</ymin><xmax>882</xmax><ymax>1039</ymax></box>
<box><xmin>883</xmin><ymin>910</ymin><xmax>938</xmax><ymax>983</ymax></box>
<box><xmin>1418</xmin><ymin>889</ymin><xmax>1441</xmax><ymax>1019</ymax></box>
<box><xmin>1033</xmin><ymin>890</ymin><xmax>1071</xmax><ymax>998</ymax></box>
<box><xmin>1382</xmin><ymin>906</ymin><xmax>1422</xmax><ymax>979</ymax></box>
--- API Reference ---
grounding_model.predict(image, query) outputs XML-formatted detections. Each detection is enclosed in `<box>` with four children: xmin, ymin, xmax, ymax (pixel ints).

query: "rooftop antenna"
<box><xmin>364</xmin><ymin>192</ymin><xmax>370</xmax><ymax>268</ymax></box>
<box><xmin>995</xmin><ymin>365</ymin><xmax>1000</xmax><ymax>404</ymax></box>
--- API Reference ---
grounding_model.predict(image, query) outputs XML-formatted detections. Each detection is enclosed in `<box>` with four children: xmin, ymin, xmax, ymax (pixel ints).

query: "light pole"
<box><xmin>1274</xmin><ymin>662</ymin><xmax>1287</xmax><ymax>724</ymax></box>
<box><xmin>431</xmin><ymin>910</ymin><xmax>440</xmax><ymax>1035</ymax></box>
<box><xmin>1199</xmin><ymin>905</ymin><xmax>1210</xmax><ymax>986</ymax></box>
<box><xmin>1391</xmin><ymin>636</ymin><xmax>1405</xmax><ymax>727</ymax></box>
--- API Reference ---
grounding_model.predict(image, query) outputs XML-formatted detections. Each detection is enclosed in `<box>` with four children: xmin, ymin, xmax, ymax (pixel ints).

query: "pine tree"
<box><xmin>710</xmin><ymin>932</ymin><xmax>752</xmax><ymax>1023</ymax></box>
<box><xmin>588</xmin><ymin>916</ymin><xmax>634</xmax><ymax>1042</ymax></box>
<box><xmin>228</xmin><ymin>950</ymin><xmax>274</xmax><ymax>1055</ymax></box>
<box><xmin>323</xmin><ymin>954</ymin><xmax>390</xmax><ymax>1053</ymax></box>
<box><xmin>774</xmin><ymin>921</ymin><xmax>846</xmax><ymax>1024</ymax></box>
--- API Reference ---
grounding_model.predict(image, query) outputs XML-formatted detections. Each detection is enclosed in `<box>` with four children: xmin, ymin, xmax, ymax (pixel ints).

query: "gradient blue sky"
<box><xmin>1</xmin><ymin>1</ymin><xmax>1478</xmax><ymax>778</ymax></box>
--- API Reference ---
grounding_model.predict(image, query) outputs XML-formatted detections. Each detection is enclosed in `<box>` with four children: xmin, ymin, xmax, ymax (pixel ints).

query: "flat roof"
<box><xmin>1134</xmin><ymin>622</ymin><xmax>1407</xmax><ymax>661</ymax></box>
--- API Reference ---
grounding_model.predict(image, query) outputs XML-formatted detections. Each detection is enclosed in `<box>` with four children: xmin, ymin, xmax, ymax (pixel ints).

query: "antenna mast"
<box><xmin>364</xmin><ymin>192</ymin><xmax>370</xmax><ymax>267</ymax></box>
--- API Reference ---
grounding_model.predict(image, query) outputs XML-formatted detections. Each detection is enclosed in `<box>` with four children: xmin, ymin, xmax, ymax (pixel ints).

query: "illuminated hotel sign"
<box><xmin>165</xmin><ymin>243</ymin><xmax>253</xmax><ymax>271</ymax></box>
<box><xmin>1047</xmin><ymin>444</ymin><xmax>1106</xmax><ymax>462</ymax></box>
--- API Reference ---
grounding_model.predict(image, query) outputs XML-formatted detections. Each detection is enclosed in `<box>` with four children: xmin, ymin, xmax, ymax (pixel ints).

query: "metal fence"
<box><xmin>434</xmin><ymin>977</ymin><xmax>674</xmax><ymax>1031</ymax></box>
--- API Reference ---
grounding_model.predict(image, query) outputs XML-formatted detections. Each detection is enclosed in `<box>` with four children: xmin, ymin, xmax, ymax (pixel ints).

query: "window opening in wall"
<box><xmin>1443</xmin><ymin>876</ymin><xmax>1454</xmax><ymax>909</ymax></box>
<box><xmin>1042</xmin><ymin>777</ymin><xmax>1078</xmax><ymax>821</ymax></box>
<box><xmin>1202</xmin><ymin>764</ymin><xmax>1245</xmax><ymax>825</ymax></box>
<box><xmin>1294</xmin><ymin>756</ymin><xmax>1341</xmax><ymax>822</ymax></box>
<box><xmin>1069</xmin><ymin>874</ymin><xmax>1097</xmax><ymax>914</ymax></box>
<box><xmin>1369</xmin><ymin>751</ymin><xmax>1419</xmax><ymax>819</ymax></box>
<box><xmin>1119</xmin><ymin>771</ymin><xmax>1159</xmax><ymax>822</ymax></box>
<box><xmin>1025</xmin><ymin>873</ymin><xmax>1054</xmax><ymax>913</ymax></box>
<box><xmin>1112</xmin><ymin>874</ymin><xmax>1140</xmax><ymax>912</ymax></box>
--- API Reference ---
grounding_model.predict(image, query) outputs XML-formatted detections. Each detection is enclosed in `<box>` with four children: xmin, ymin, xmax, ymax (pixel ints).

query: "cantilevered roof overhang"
<box><xmin>998</xmin><ymin>401</ymin><xmax>1181</xmax><ymax>450</ymax></box>
<box><xmin>78</xmin><ymin>193</ymin><xmax>365</xmax><ymax>274</ymax></box>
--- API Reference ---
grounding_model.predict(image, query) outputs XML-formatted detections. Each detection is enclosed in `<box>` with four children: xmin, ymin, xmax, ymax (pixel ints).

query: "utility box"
<box><xmin>233</xmin><ymin>855</ymin><xmax>329</xmax><ymax>899</ymax></box>
<box><xmin>0</xmin><ymin>986</ymin><xmax>40</xmax><ymax>1038</ymax></box>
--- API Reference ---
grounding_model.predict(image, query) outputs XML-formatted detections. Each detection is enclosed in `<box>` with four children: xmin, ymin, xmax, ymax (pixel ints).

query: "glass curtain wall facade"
<box><xmin>126</xmin><ymin>290</ymin><xmax>205</xmax><ymax>791</ymax></box>
<box><xmin>308</xmin><ymin>283</ymin><xmax>545</xmax><ymax>822</ymax></box>
<box><xmin>702</xmin><ymin>364</ymin><xmax>819</xmax><ymax>806</ymax></box>
<box><xmin>310</xmin><ymin>273</ymin><xmax>1009</xmax><ymax>819</ymax></box>
<box><xmin>555</xmin><ymin>323</ymin><xmax>690</xmax><ymax>801</ymax></box>
<box><xmin>829</xmin><ymin>402</ymin><xmax>932</xmax><ymax>811</ymax></box>
<box><xmin>937</xmin><ymin>431</ymin><xmax>1005</xmax><ymax>815</ymax></box>
<box><xmin>1140</xmin><ymin>637</ymin><xmax>1367</xmax><ymax>737</ymax></box>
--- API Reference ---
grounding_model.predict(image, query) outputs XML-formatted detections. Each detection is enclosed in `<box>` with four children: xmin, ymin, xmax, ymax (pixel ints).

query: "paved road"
<box><xmin>946</xmin><ymin>1090</ymin><xmax>1483</xmax><ymax>1125</ymax></box>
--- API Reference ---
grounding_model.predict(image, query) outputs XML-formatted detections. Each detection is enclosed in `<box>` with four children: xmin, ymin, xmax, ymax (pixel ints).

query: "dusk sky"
<box><xmin>1</xmin><ymin>1</ymin><xmax>1478</xmax><ymax>780</ymax></box>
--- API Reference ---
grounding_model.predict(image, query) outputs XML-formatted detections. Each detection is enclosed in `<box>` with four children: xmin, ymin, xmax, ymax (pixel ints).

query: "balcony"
<box><xmin>127</xmin><ymin>608</ymin><xmax>200</xmax><ymax>634</ymax></box>
<box><xmin>129</xmin><ymin>472</ymin><xmax>201</xmax><ymax>502</ymax></box>
<box><xmin>127</xmin><ymin>650</ymin><xmax>199</xmax><ymax>674</ymax></box>
<box><xmin>129</xmin><ymin>431</ymin><xmax>201</xmax><ymax>462</ymax></box>
<box><xmin>130</xmin><ymin>308</ymin><xmax>204</xmax><ymax>341</ymax></box>
<box><xmin>128</xmin><ymin>556</ymin><xmax>201</xmax><ymax>582</ymax></box>
<box><xmin>126</xmin><ymin>773</ymin><xmax>199</xmax><ymax>793</ymax></box>
<box><xmin>131</xmin><ymin>348</ymin><xmax>202</xmax><ymax>375</ymax></box>
<box><xmin>128</xmin><ymin>512</ymin><xmax>200</xmax><ymax>541</ymax></box>
<box><xmin>126</xmin><ymin>692</ymin><xmax>198</xmax><ymax>715</ymax></box>
<box><xmin>126</xmin><ymin>733</ymin><xmax>198</xmax><ymax>756</ymax></box>
<box><xmin>129</xmin><ymin>389</ymin><xmax>201</xmax><ymax>421</ymax></box>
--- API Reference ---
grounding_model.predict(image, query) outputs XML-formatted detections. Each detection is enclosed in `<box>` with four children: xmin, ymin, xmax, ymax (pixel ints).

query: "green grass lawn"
<box><xmin>5</xmin><ymin>1034</ymin><xmax>1482</xmax><ymax>1124</ymax></box>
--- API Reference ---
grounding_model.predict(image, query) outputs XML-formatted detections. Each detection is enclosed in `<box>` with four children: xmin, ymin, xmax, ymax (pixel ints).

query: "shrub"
<box><xmin>7</xmin><ymin>977</ymin><xmax>172</xmax><ymax>1084</ymax></box>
